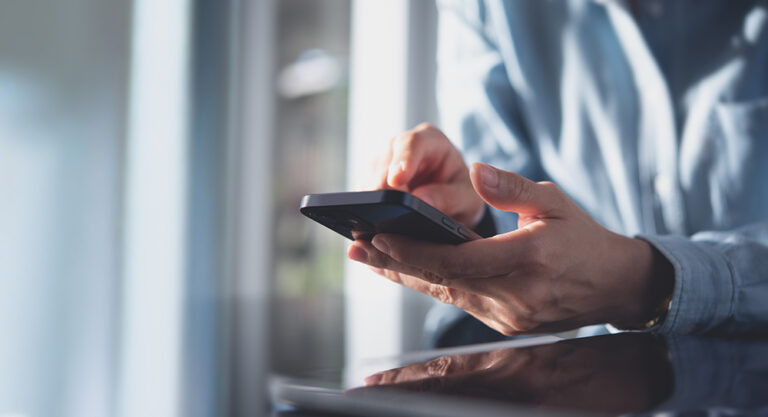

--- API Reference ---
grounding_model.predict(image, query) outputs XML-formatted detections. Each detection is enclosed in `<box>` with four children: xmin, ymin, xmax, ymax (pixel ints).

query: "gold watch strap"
<box><xmin>643</xmin><ymin>294</ymin><xmax>672</xmax><ymax>329</ymax></box>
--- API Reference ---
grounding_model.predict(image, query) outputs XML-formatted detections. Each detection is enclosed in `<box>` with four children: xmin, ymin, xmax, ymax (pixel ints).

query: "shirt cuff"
<box><xmin>636</xmin><ymin>234</ymin><xmax>736</xmax><ymax>334</ymax></box>
<box><xmin>473</xmin><ymin>206</ymin><xmax>497</xmax><ymax>238</ymax></box>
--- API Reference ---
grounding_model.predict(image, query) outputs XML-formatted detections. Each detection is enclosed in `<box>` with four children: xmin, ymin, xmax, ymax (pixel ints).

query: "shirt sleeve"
<box><xmin>436</xmin><ymin>0</ymin><xmax>539</xmax><ymax>234</ymax></box>
<box><xmin>639</xmin><ymin>222</ymin><xmax>768</xmax><ymax>335</ymax></box>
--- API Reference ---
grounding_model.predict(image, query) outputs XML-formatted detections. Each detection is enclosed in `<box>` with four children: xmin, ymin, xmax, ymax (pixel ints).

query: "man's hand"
<box><xmin>348</xmin><ymin>161</ymin><xmax>673</xmax><ymax>334</ymax></box>
<box><xmin>351</xmin><ymin>334</ymin><xmax>673</xmax><ymax>414</ymax></box>
<box><xmin>362</xmin><ymin>123</ymin><xmax>486</xmax><ymax>227</ymax></box>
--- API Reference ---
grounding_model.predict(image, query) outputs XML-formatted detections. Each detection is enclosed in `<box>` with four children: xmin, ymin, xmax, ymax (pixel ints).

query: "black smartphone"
<box><xmin>300</xmin><ymin>190</ymin><xmax>480</xmax><ymax>245</ymax></box>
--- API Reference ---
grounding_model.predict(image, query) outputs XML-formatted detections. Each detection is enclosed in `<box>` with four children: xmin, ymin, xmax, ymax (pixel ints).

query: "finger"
<box><xmin>385</xmin><ymin>270</ymin><xmax>515</xmax><ymax>334</ymax></box>
<box><xmin>361</xmin><ymin>349</ymin><xmax>534</xmax><ymax>390</ymax></box>
<box><xmin>359</xmin><ymin>135</ymin><xmax>414</xmax><ymax>192</ymax></box>
<box><xmin>365</xmin><ymin>235</ymin><xmax>550</xmax><ymax>333</ymax></box>
<box><xmin>382</xmin><ymin>269</ymin><xmax>490</xmax><ymax>312</ymax></box>
<box><xmin>411</xmin><ymin>182</ymin><xmax>484</xmax><ymax>226</ymax></box>
<box><xmin>369</xmin><ymin>233</ymin><xmax>529</xmax><ymax>289</ymax></box>
<box><xmin>375</xmin><ymin>139</ymin><xmax>395</xmax><ymax>189</ymax></box>
<box><xmin>387</xmin><ymin>124</ymin><xmax>454</xmax><ymax>189</ymax></box>
<box><xmin>367</xmin><ymin>265</ymin><xmax>386</xmax><ymax>276</ymax></box>
<box><xmin>374</xmin><ymin>358</ymin><xmax>447</xmax><ymax>385</ymax></box>
<box><xmin>349</xmin><ymin>241</ymin><xmax>493</xmax><ymax>314</ymax></box>
<box><xmin>368</xmin><ymin>354</ymin><xmax>478</xmax><ymax>386</ymax></box>
<box><xmin>369</xmin><ymin>137</ymin><xmax>398</xmax><ymax>190</ymax></box>
<box><xmin>349</xmin><ymin>240</ymin><xmax>444</xmax><ymax>284</ymax></box>
<box><xmin>350</xmin><ymin>241</ymin><xmax>531</xmax><ymax>334</ymax></box>
<box><xmin>470</xmin><ymin>163</ymin><xmax>566</xmax><ymax>216</ymax></box>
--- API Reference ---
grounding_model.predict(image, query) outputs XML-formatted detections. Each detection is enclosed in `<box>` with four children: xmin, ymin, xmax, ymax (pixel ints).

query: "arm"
<box><xmin>642</xmin><ymin>223</ymin><xmax>768</xmax><ymax>335</ymax></box>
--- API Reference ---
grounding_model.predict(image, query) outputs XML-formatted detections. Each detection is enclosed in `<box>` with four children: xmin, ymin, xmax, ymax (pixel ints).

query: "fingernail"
<box><xmin>368</xmin><ymin>266</ymin><xmax>385</xmax><ymax>276</ymax></box>
<box><xmin>372</xmin><ymin>236</ymin><xmax>390</xmax><ymax>255</ymax></box>
<box><xmin>364</xmin><ymin>373</ymin><xmax>382</xmax><ymax>386</ymax></box>
<box><xmin>479</xmin><ymin>164</ymin><xmax>499</xmax><ymax>188</ymax></box>
<box><xmin>398</xmin><ymin>160</ymin><xmax>406</xmax><ymax>172</ymax></box>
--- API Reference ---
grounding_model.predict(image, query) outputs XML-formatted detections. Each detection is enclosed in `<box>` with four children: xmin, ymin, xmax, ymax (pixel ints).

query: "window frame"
<box><xmin>345</xmin><ymin>0</ymin><xmax>439</xmax><ymax>378</ymax></box>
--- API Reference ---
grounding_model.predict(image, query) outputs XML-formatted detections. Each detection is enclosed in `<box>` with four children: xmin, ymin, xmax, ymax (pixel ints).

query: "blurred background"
<box><xmin>0</xmin><ymin>0</ymin><xmax>438</xmax><ymax>416</ymax></box>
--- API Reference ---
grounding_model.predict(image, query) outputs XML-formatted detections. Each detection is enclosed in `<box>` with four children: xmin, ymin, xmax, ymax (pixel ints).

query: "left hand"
<box><xmin>347</xmin><ymin>162</ymin><xmax>672</xmax><ymax>334</ymax></box>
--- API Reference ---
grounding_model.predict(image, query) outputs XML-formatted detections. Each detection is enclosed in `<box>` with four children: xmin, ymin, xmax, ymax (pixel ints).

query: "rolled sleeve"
<box><xmin>638</xmin><ymin>234</ymin><xmax>735</xmax><ymax>334</ymax></box>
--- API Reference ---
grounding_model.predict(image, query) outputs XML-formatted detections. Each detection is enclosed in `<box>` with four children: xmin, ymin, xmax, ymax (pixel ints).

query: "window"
<box><xmin>270</xmin><ymin>0</ymin><xmax>352</xmax><ymax>377</ymax></box>
<box><xmin>0</xmin><ymin>1</ymin><xmax>439</xmax><ymax>416</ymax></box>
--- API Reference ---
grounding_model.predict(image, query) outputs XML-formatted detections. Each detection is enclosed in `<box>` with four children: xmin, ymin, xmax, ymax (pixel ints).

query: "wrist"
<box><xmin>608</xmin><ymin>236</ymin><xmax>675</xmax><ymax>328</ymax></box>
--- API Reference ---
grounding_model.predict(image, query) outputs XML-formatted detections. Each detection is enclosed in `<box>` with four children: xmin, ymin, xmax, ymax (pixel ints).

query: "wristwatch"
<box><xmin>642</xmin><ymin>294</ymin><xmax>673</xmax><ymax>329</ymax></box>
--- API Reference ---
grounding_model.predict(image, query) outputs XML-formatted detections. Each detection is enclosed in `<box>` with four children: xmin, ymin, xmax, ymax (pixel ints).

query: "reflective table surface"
<box><xmin>272</xmin><ymin>333</ymin><xmax>768</xmax><ymax>416</ymax></box>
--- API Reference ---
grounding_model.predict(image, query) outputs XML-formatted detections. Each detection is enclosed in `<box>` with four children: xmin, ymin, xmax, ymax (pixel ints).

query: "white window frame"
<box><xmin>345</xmin><ymin>0</ymin><xmax>439</xmax><ymax>377</ymax></box>
<box><xmin>118</xmin><ymin>0</ymin><xmax>192</xmax><ymax>416</ymax></box>
<box><xmin>118</xmin><ymin>0</ymin><xmax>277</xmax><ymax>415</ymax></box>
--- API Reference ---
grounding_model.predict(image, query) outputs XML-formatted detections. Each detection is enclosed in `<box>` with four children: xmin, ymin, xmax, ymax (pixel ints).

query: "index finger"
<box><xmin>365</xmin><ymin>351</ymin><xmax>500</xmax><ymax>387</ymax></box>
<box><xmin>386</xmin><ymin>124</ymin><xmax>454</xmax><ymax>189</ymax></box>
<box><xmin>371</xmin><ymin>231</ymin><xmax>533</xmax><ymax>286</ymax></box>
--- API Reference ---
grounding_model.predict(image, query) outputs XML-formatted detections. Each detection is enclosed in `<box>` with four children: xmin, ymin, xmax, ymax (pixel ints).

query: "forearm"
<box><xmin>609</xmin><ymin>237</ymin><xmax>675</xmax><ymax>330</ymax></box>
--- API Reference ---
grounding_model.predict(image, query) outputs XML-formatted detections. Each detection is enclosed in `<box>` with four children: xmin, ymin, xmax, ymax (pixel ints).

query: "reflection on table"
<box><xmin>350</xmin><ymin>333</ymin><xmax>768</xmax><ymax>416</ymax></box>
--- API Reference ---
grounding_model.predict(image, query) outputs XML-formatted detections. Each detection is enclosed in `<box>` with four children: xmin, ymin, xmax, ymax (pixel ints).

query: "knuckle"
<box><xmin>427</xmin><ymin>284</ymin><xmax>456</xmax><ymax>304</ymax></box>
<box><xmin>426</xmin><ymin>356</ymin><xmax>454</xmax><ymax>377</ymax></box>
<box><xmin>513</xmin><ymin>297</ymin><xmax>539</xmax><ymax>320</ymax></box>
<box><xmin>496</xmin><ymin>295</ymin><xmax>541</xmax><ymax>333</ymax></box>
<box><xmin>415</xmin><ymin>122</ymin><xmax>435</xmax><ymax>132</ymax></box>
<box><xmin>507</xmin><ymin>313</ymin><xmax>537</xmax><ymax>333</ymax></box>
<box><xmin>395</xmin><ymin>130</ymin><xmax>419</xmax><ymax>149</ymax></box>
<box><xmin>498</xmin><ymin>326</ymin><xmax>519</xmax><ymax>337</ymax></box>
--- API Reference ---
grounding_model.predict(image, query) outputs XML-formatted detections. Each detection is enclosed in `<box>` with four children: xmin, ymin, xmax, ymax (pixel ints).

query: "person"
<box><xmin>347</xmin><ymin>0</ymin><xmax>768</xmax><ymax>345</ymax></box>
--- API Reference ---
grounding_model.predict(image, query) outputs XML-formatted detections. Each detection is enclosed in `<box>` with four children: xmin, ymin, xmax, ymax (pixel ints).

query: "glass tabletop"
<box><xmin>273</xmin><ymin>333</ymin><xmax>768</xmax><ymax>416</ymax></box>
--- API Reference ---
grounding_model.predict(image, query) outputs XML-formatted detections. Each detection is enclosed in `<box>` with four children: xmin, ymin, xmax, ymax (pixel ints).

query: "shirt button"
<box><xmin>654</xmin><ymin>174</ymin><xmax>673</xmax><ymax>199</ymax></box>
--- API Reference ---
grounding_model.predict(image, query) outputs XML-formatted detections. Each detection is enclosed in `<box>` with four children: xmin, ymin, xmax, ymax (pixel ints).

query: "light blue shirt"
<box><xmin>435</xmin><ymin>0</ymin><xmax>768</xmax><ymax>335</ymax></box>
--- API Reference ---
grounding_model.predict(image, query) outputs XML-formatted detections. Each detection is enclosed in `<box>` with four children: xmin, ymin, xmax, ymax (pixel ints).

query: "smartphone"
<box><xmin>300</xmin><ymin>190</ymin><xmax>480</xmax><ymax>245</ymax></box>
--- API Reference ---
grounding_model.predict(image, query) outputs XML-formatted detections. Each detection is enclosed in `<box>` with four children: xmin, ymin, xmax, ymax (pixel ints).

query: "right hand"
<box><xmin>365</xmin><ymin>123</ymin><xmax>485</xmax><ymax>228</ymax></box>
<box><xmin>353</xmin><ymin>334</ymin><xmax>673</xmax><ymax>414</ymax></box>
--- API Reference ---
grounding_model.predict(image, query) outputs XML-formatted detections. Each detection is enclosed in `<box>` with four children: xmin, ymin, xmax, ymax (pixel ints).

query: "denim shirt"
<box><xmin>435</xmin><ymin>0</ymin><xmax>768</xmax><ymax>335</ymax></box>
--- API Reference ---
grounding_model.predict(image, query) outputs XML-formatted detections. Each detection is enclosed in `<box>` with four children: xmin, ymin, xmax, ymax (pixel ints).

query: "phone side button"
<box><xmin>456</xmin><ymin>226</ymin><xmax>471</xmax><ymax>240</ymax></box>
<box><xmin>441</xmin><ymin>216</ymin><xmax>455</xmax><ymax>228</ymax></box>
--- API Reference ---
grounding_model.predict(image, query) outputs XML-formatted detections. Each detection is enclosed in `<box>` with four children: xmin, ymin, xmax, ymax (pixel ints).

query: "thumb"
<box><xmin>469</xmin><ymin>162</ymin><xmax>562</xmax><ymax>215</ymax></box>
